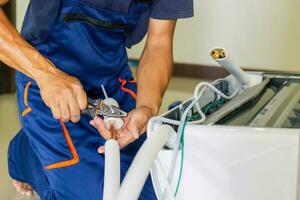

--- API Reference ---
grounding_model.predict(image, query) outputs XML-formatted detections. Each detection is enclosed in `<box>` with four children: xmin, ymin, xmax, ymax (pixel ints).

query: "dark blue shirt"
<box><xmin>127</xmin><ymin>0</ymin><xmax>194</xmax><ymax>47</ymax></box>
<box><xmin>151</xmin><ymin>0</ymin><xmax>194</xmax><ymax>19</ymax></box>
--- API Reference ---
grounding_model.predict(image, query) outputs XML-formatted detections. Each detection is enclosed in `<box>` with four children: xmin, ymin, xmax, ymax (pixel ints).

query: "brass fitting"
<box><xmin>210</xmin><ymin>48</ymin><xmax>226</xmax><ymax>59</ymax></box>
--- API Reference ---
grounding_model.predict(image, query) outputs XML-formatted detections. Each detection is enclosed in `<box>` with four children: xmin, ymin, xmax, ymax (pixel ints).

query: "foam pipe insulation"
<box><xmin>210</xmin><ymin>48</ymin><xmax>250</xmax><ymax>88</ymax></box>
<box><xmin>115</xmin><ymin>125</ymin><xmax>175</xmax><ymax>200</ymax></box>
<box><xmin>103</xmin><ymin>140</ymin><xmax>120</xmax><ymax>200</ymax></box>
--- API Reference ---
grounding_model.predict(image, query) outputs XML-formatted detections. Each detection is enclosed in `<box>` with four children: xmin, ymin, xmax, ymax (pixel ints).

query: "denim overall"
<box><xmin>7</xmin><ymin>0</ymin><xmax>157</xmax><ymax>199</ymax></box>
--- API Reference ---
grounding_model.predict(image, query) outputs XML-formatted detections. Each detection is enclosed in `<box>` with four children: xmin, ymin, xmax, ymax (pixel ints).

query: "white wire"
<box><xmin>192</xmin><ymin>81</ymin><xmax>240</xmax><ymax>124</ymax></box>
<box><xmin>147</xmin><ymin>117</ymin><xmax>181</xmax><ymax>135</ymax></box>
<box><xmin>148</xmin><ymin>79</ymin><xmax>240</xmax><ymax>199</ymax></box>
<box><xmin>148</xmin><ymin>80</ymin><xmax>238</xmax><ymax>131</ymax></box>
<box><xmin>101</xmin><ymin>84</ymin><xmax>114</xmax><ymax>113</ymax></box>
<box><xmin>160</xmin><ymin>79</ymin><xmax>240</xmax><ymax>200</ymax></box>
<box><xmin>101</xmin><ymin>84</ymin><xmax>109</xmax><ymax>99</ymax></box>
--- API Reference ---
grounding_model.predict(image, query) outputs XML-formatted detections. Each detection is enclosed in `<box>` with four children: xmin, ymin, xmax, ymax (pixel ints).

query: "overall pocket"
<box><xmin>61</xmin><ymin>11</ymin><xmax>130</xmax><ymax>58</ymax></box>
<box><xmin>64</xmin><ymin>13</ymin><xmax>131</xmax><ymax>36</ymax></box>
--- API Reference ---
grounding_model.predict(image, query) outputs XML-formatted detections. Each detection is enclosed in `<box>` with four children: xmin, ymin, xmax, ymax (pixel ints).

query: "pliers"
<box><xmin>82</xmin><ymin>98</ymin><xmax>127</xmax><ymax>119</ymax></box>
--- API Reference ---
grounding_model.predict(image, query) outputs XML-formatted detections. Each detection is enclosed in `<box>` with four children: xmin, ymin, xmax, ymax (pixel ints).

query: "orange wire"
<box><xmin>119</xmin><ymin>79</ymin><xmax>137</xmax><ymax>100</ymax></box>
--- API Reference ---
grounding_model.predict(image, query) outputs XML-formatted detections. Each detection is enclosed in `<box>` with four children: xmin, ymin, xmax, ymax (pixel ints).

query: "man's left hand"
<box><xmin>90</xmin><ymin>105</ymin><xmax>155</xmax><ymax>153</ymax></box>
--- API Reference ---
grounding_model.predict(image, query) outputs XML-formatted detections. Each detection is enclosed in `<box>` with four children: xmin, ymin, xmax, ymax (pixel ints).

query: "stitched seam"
<box><xmin>44</xmin><ymin>119</ymin><xmax>80</xmax><ymax>170</ymax></box>
<box><xmin>21</xmin><ymin>82</ymin><xmax>32</xmax><ymax>117</ymax></box>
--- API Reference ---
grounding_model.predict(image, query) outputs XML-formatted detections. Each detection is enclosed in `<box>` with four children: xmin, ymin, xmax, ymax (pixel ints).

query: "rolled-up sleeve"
<box><xmin>150</xmin><ymin>0</ymin><xmax>194</xmax><ymax>19</ymax></box>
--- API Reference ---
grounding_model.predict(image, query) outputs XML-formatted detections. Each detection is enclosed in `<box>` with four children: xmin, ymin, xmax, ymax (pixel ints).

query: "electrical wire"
<box><xmin>101</xmin><ymin>84</ymin><xmax>114</xmax><ymax>113</ymax></box>
<box><xmin>174</xmin><ymin>117</ymin><xmax>188</xmax><ymax>196</ymax></box>
<box><xmin>160</xmin><ymin>79</ymin><xmax>241</xmax><ymax>200</ymax></box>
<box><xmin>192</xmin><ymin>81</ymin><xmax>240</xmax><ymax>124</ymax></box>
<box><xmin>169</xmin><ymin>81</ymin><xmax>239</xmax><ymax>180</ymax></box>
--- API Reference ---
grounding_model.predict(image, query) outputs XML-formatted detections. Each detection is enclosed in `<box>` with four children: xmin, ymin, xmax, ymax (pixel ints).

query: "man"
<box><xmin>0</xmin><ymin>0</ymin><xmax>193</xmax><ymax>199</ymax></box>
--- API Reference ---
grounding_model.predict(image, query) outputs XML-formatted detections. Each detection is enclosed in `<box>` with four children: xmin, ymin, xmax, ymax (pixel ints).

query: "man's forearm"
<box><xmin>0</xmin><ymin>7</ymin><xmax>57</xmax><ymax>82</ymax></box>
<box><xmin>136</xmin><ymin>43</ymin><xmax>173</xmax><ymax>115</ymax></box>
<box><xmin>0</xmin><ymin>6</ymin><xmax>89</xmax><ymax>122</ymax></box>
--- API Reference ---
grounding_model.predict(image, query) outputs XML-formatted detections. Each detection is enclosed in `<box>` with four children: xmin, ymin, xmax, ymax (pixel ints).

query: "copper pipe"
<box><xmin>210</xmin><ymin>48</ymin><xmax>226</xmax><ymax>59</ymax></box>
<box><xmin>109</xmin><ymin>122</ymin><xmax>118</xmax><ymax>140</ymax></box>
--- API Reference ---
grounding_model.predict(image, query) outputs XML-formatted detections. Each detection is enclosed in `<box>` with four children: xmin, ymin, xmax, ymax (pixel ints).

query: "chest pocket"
<box><xmin>80</xmin><ymin>0</ymin><xmax>132</xmax><ymax>14</ymax></box>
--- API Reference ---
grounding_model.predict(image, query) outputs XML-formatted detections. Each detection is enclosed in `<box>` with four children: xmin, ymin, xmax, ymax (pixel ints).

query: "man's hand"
<box><xmin>90</xmin><ymin>106</ymin><xmax>155</xmax><ymax>153</ymax></box>
<box><xmin>0</xmin><ymin>7</ymin><xmax>87</xmax><ymax>122</ymax></box>
<box><xmin>36</xmin><ymin>62</ymin><xmax>87</xmax><ymax>123</ymax></box>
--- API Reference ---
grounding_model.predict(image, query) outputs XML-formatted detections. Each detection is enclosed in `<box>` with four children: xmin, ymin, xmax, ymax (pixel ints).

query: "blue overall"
<box><xmin>7</xmin><ymin>0</ymin><xmax>194</xmax><ymax>199</ymax></box>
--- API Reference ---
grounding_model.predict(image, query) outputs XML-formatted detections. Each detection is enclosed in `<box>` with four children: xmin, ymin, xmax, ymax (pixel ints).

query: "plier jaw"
<box><xmin>82</xmin><ymin>98</ymin><xmax>127</xmax><ymax>119</ymax></box>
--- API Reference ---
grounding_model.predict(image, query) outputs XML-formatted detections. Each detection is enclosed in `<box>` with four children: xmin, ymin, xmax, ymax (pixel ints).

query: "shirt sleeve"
<box><xmin>150</xmin><ymin>0</ymin><xmax>194</xmax><ymax>19</ymax></box>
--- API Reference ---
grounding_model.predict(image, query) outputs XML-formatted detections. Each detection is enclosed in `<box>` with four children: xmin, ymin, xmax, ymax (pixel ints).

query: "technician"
<box><xmin>0</xmin><ymin>0</ymin><xmax>193</xmax><ymax>199</ymax></box>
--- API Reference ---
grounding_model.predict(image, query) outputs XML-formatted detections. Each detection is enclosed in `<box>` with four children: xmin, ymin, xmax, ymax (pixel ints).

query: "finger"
<box><xmin>131</xmin><ymin>126</ymin><xmax>140</xmax><ymax>139</ymax></box>
<box><xmin>123</xmin><ymin>113</ymin><xmax>132</xmax><ymax>128</ymax></box>
<box><xmin>25</xmin><ymin>190</ymin><xmax>33</xmax><ymax>196</ymax></box>
<box><xmin>120</xmin><ymin>128</ymin><xmax>139</xmax><ymax>139</ymax></box>
<box><xmin>92</xmin><ymin>117</ymin><xmax>111</xmax><ymax>139</ymax></box>
<box><xmin>50</xmin><ymin>103</ymin><xmax>61</xmax><ymax>119</ymax></box>
<box><xmin>23</xmin><ymin>184</ymin><xmax>33</xmax><ymax>196</ymax></box>
<box><xmin>118</xmin><ymin>135</ymin><xmax>135</xmax><ymax>149</ymax></box>
<box><xmin>75</xmin><ymin>86</ymin><xmax>88</xmax><ymax>110</ymax></box>
<box><xmin>118</xmin><ymin>138</ymin><xmax>133</xmax><ymax>149</ymax></box>
<box><xmin>24</xmin><ymin>184</ymin><xmax>31</xmax><ymax>191</ymax></box>
<box><xmin>67</xmin><ymin>94</ymin><xmax>81</xmax><ymax>123</ymax></box>
<box><xmin>98</xmin><ymin>145</ymin><xmax>105</xmax><ymax>154</ymax></box>
<box><xmin>48</xmin><ymin>98</ymin><xmax>61</xmax><ymax>119</ymax></box>
<box><xmin>89</xmin><ymin>120</ymin><xmax>96</xmax><ymax>127</ymax></box>
<box><xmin>118</xmin><ymin>127</ymin><xmax>129</xmax><ymax>138</ymax></box>
<box><xmin>58</xmin><ymin>97</ymin><xmax>70</xmax><ymax>122</ymax></box>
<box><xmin>127</xmin><ymin>120</ymin><xmax>140</xmax><ymax>139</ymax></box>
<box><xmin>21</xmin><ymin>183</ymin><xmax>27</xmax><ymax>193</ymax></box>
<box><xmin>12</xmin><ymin>180</ymin><xmax>21</xmax><ymax>188</ymax></box>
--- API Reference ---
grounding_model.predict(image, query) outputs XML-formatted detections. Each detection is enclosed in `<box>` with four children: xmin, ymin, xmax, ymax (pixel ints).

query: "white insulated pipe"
<box><xmin>103</xmin><ymin>140</ymin><xmax>121</xmax><ymax>200</ymax></box>
<box><xmin>115</xmin><ymin>125</ymin><xmax>175</xmax><ymax>200</ymax></box>
<box><xmin>210</xmin><ymin>48</ymin><xmax>250</xmax><ymax>88</ymax></box>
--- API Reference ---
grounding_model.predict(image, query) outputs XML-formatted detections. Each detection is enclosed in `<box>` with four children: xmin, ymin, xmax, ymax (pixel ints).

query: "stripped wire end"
<box><xmin>210</xmin><ymin>48</ymin><xmax>226</xmax><ymax>59</ymax></box>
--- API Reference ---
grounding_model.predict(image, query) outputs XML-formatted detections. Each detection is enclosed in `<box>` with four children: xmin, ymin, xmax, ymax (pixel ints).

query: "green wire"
<box><xmin>174</xmin><ymin>117</ymin><xmax>189</xmax><ymax>196</ymax></box>
<box><xmin>173</xmin><ymin>98</ymin><xmax>227</xmax><ymax>196</ymax></box>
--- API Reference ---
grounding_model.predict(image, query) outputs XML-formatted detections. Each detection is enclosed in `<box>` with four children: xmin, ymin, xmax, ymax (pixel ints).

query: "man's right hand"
<box><xmin>0</xmin><ymin>4</ymin><xmax>87</xmax><ymax>122</ymax></box>
<box><xmin>36</xmin><ymin>63</ymin><xmax>87</xmax><ymax>123</ymax></box>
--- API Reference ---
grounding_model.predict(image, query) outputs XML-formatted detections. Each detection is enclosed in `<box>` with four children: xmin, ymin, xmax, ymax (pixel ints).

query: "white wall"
<box><xmin>15</xmin><ymin>0</ymin><xmax>29</xmax><ymax>31</ymax></box>
<box><xmin>16</xmin><ymin>0</ymin><xmax>300</xmax><ymax>72</ymax></box>
<box><xmin>128</xmin><ymin>0</ymin><xmax>300</xmax><ymax>72</ymax></box>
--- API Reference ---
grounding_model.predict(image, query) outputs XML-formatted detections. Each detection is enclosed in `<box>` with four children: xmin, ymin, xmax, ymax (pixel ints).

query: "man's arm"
<box><xmin>120</xmin><ymin>18</ymin><xmax>176</xmax><ymax>139</ymax></box>
<box><xmin>136</xmin><ymin>18</ymin><xmax>176</xmax><ymax>116</ymax></box>
<box><xmin>91</xmin><ymin>19</ymin><xmax>176</xmax><ymax>151</ymax></box>
<box><xmin>0</xmin><ymin>1</ymin><xmax>87</xmax><ymax>122</ymax></box>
